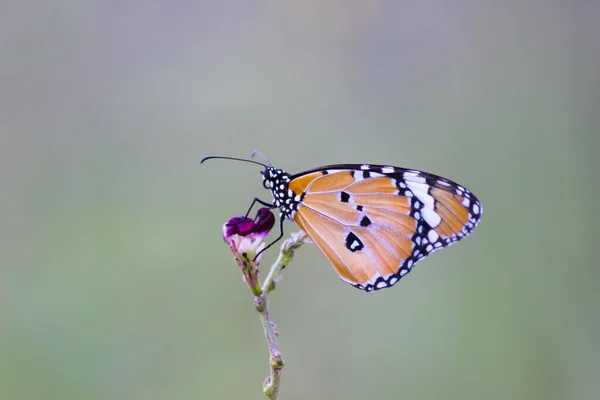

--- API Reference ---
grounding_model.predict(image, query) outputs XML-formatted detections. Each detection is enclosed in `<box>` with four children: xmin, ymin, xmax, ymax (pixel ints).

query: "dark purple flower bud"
<box><xmin>222</xmin><ymin>208</ymin><xmax>275</xmax><ymax>295</ymax></box>
<box><xmin>253</xmin><ymin>207</ymin><xmax>276</xmax><ymax>236</ymax></box>
<box><xmin>223</xmin><ymin>216</ymin><xmax>255</xmax><ymax>239</ymax></box>
<box><xmin>223</xmin><ymin>208</ymin><xmax>274</xmax><ymax>245</ymax></box>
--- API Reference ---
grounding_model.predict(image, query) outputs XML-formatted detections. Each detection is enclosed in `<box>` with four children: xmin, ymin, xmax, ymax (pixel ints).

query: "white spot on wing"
<box><xmin>422</xmin><ymin>208</ymin><xmax>442</xmax><ymax>227</ymax></box>
<box><xmin>406</xmin><ymin>181</ymin><xmax>429</xmax><ymax>194</ymax></box>
<box><xmin>473</xmin><ymin>203</ymin><xmax>480</xmax><ymax>214</ymax></box>
<box><xmin>381</xmin><ymin>166</ymin><xmax>395</xmax><ymax>173</ymax></box>
<box><xmin>407</xmin><ymin>182</ymin><xmax>435</xmax><ymax>208</ymax></box>
<box><xmin>428</xmin><ymin>229</ymin><xmax>439</xmax><ymax>243</ymax></box>
<box><xmin>403</xmin><ymin>171</ymin><xmax>426</xmax><ymax>183</ymax></box>
<box><xmin>360</xmin><ymin>164</ymin><xmax>370</xmax><ymax>170</ymax></box>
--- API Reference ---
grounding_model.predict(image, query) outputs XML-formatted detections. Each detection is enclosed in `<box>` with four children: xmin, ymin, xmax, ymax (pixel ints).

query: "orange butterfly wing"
<box><xmin>288</xmin><ymin>166</ymin><xmax>482</xmax><ymax>292</ymax></box>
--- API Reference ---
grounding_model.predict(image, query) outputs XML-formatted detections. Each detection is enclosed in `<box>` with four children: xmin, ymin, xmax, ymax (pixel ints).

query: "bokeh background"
<box><xmin>2</xmin><ymin>1</ymin><xmax>598</xmax><ymax>399</ymax></box>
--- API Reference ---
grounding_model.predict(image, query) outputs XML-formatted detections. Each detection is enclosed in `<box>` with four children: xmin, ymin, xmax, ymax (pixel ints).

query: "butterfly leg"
<box><xmin>227</xmin><ymin>197</ymin><xmax>274</xmax><ymax>227</ymax></box>
<box><xmin>254</xmin><ymin>216</ymin><xmax>285</xmax><ymax>260</ymax></box>
<box><xmin>244</xmin><ymin>197</ymin><xmax>274</xmax><ymax>219</ymax></box>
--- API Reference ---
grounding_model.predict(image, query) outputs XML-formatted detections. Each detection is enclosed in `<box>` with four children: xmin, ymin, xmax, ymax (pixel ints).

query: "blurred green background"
<box><xmin>2</xmin><ymin>1</ymin><xmax>598</xmax><ymax>399</ymax></box>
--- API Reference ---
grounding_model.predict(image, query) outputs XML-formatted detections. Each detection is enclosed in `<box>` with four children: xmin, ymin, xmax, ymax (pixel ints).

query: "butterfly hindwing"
<box><xmin>288</xmin><ymin>164</ymin><xmax>482</xmax><ymax>292</ymax></box>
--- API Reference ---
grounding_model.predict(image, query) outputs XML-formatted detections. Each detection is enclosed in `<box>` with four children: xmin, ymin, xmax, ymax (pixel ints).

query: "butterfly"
<box><xmin>202</xmin><ymin>153</ymin><xmax>482</xmax><ymax>292</ymax></box>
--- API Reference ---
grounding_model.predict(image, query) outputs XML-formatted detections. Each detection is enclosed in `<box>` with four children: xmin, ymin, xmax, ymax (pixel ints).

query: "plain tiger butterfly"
<box><xmin>202</xmin><ymin>153</ymin><xmax>482</xmax><ymax>292</ymax></box>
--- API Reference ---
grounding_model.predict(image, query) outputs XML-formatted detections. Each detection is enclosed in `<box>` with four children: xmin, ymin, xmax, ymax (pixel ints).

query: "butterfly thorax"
<box><xmin>262</xmin><ymin>166</ymin><xmax>300</xmax><ymax>219</ymax></box>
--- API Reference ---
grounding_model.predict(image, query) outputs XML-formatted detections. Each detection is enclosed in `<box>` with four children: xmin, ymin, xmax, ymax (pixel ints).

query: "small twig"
<box><xmin>254</xmin><ymin>231</ymin><xmax>308</xmax><ymax>400</ymax></box>
<box><xmin>262</xmin><ymin>231</ymin><xmax>308</xmax><ymax>296</ymax></box>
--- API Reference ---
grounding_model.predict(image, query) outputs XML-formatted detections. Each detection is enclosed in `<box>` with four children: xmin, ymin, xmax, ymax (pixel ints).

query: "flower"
<box><xmin>222</xmin><ymin>207</ymin><xmax>275</xmax><ymax>295</ymax></box>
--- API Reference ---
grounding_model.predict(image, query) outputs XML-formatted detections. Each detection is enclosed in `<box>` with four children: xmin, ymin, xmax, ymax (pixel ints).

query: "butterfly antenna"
<box><xmin>250</xmin><ymin>151</ymin><xmax>272</xmax><ymax>166</ymax></box>
<box><xmin>200</xmin><ymin>155</ymin><xmax>267</xmax><ymax>168</ymax></box>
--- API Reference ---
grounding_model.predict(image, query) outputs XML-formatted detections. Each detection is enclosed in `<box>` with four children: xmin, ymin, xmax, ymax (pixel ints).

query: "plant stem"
<box><xmin>256</xmin><ymin>231</ymin><xmax>308</xmax><ymax>399</ymax></box>
<box><xmin>256</xmin><ymin>295</ymin><xmax>283</xmax><ymax>400</ymax></box>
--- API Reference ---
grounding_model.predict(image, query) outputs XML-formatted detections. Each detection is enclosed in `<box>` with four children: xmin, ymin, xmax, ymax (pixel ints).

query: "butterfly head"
<box><xmin>261</xmin><ymin>166</ymin><xmax>299</xmax><ymax>219</ymax></box>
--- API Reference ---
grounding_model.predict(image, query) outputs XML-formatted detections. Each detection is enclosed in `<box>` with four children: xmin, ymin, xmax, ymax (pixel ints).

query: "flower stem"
<box><xmin>255</xmin><ymin>231</ymin><xmax>308</xmax><ymax>399</ymax></box>
<box><xmin>262</xmin><ymin>231</ymin><xmax>308</xmax><ymax>296</ymax></box>
<box><xmin>256</xmin><ymin>296</ymin><xmax>283</xmax><ymax>400</ymax></box>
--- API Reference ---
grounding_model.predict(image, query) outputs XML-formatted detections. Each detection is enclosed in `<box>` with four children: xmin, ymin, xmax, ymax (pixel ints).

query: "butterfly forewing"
<box><xmin>288</xmin><ymin>164</ymin><xmax>482</xmax><ymax>292</ymax></box>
